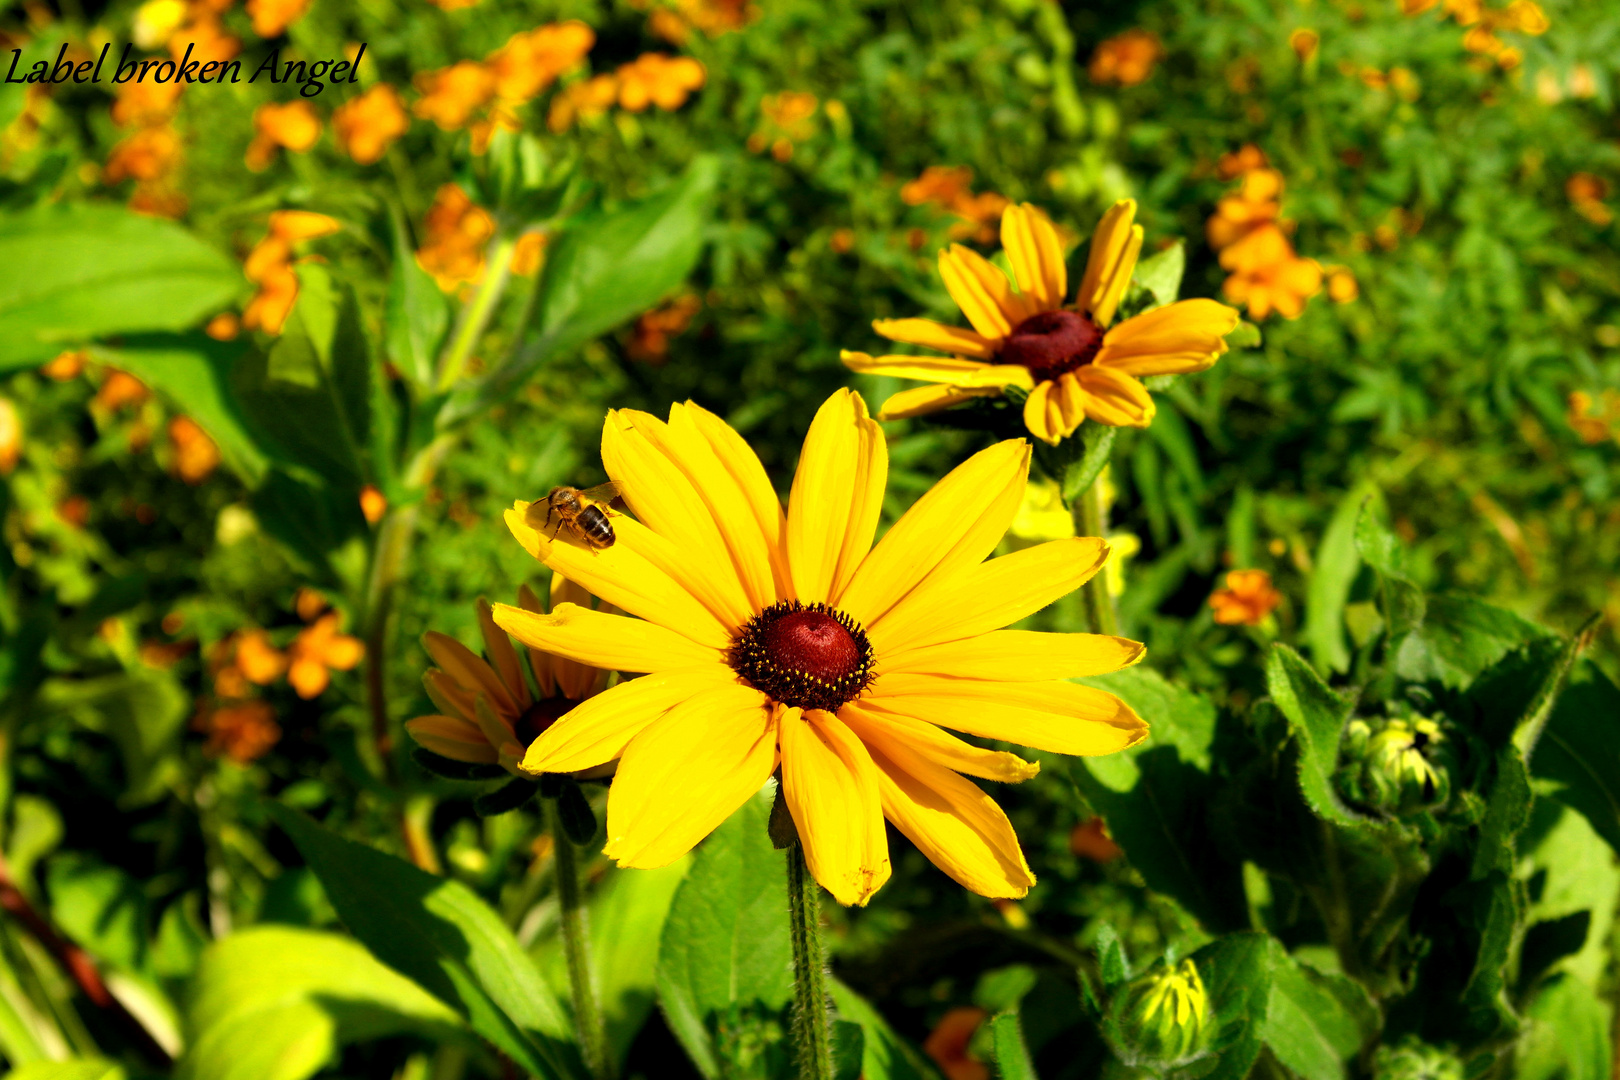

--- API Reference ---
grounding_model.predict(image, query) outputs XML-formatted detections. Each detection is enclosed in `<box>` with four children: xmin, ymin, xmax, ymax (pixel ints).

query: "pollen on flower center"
<box><xmin>729</xmin><ymin>600</ymin><xmax>875</xmax><ymax>712</ymax></box>
<box><xmin>514</xmin><ymin>695</ymin><xmax>576</xmax><ymax>746</ymax></box>
<box><xmin>998</xmin><ymin>309</ymin><xmax>1104</xmax><ymax>381</ymax></box>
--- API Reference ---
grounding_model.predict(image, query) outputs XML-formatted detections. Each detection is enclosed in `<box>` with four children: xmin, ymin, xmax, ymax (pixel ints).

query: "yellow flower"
<box><xmin>0</xmin><ymin>398</ymin><xmax>21</xmax><ymax>474</ymax></box>
<box><xmin>1089</xmin><ymin>29</ymin><xmax>1163</xmax><ymax>86</ymax></box>
<box><xmin>492</xmin><ymin>390</ymin><xmax>1148</xmax><ymax>905</ymax></box>
<box><xmin>842</xmin><ymin>201</ymin><xmax>1240</xmax><ymax>445</ymax></box>
<box><xmin>246</xmin><ymin>0</ymin><xmax>309</xmax><ymax>38</ymax></box>
<box><xmin>416</xmin><ymin>183</ymin><xmax>496</xmax><ymax>292</ymax></box>
<box><xmin>407</xmin><ymin>580</ymin><xmax>610</xmax><ymax>776</ymax></box>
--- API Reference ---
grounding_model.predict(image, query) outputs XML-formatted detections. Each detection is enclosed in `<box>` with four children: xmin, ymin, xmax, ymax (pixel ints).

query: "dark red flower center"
<box><xmin>998</xmin><ymin>309</ymin><xmax>1104</xmax><ymax>381</ymax></box>
<box><xmin>514</xmin><ymin>696</ymin><xmax>576</xmax><ymax>747</ymax></box>
<box><xmin>729</xmin><ymin>601</ymin><xmax>874</xmax><ymax>712</ymax></box>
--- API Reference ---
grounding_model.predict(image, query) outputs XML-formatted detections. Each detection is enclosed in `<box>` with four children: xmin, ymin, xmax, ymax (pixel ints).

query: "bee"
<box><xmin>528</xmin><ymin>482</ymin><xmax>622</xmax><ymax>550</ymax></box>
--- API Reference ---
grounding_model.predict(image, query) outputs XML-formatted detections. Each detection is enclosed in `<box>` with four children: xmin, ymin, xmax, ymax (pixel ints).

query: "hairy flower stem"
<box><xmin>787</xmin><ymin>843</ymin><xmax>834</xmax><ymax>1080</ymax></box>
<box><xmin>1078</xmin><ymin>474</ymin><xmax>1121</xmax><ymax>637</ymax></box>
<box><xmin>551</xmin><ymin>801</ymin><xmax>611</xmax><ymax>1080</ymax></box>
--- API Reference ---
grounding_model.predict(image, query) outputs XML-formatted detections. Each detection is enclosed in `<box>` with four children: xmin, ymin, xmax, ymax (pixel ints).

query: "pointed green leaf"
<box><xmin>1393</xmin><ymin>594</ymin><xmax>1547</xmax><ymax>690</ymax></box>
<box><xmin>1264</xmin><ymin>645</ymin><xmax>1365</xmax><ymax>829</ymax></box>
<box><xmin>1059</xmin><ymin>425</ymin><xmax>1117</xmax><ymax>505</ymax></box>
<box><xmin>1262</xmin><ymin>953</ymin><xmax>1377</xmax><ymax>1080</ymax></box>
<box><xmin>1353</xmin><ymin>503</ymin><xmax>1424</xmax><ymax>642</ymax></box>
<box><xmin>1517</xmin><ymin>976</ymin><xmax>1613</xmax><ymax>1080</ymax></box>
<box><xmin>8</xmin><ymin>1062</ymin><xmax>127</xmax><ymax>1080</ymax></box>
<box><xmin>1306</xmin><ymin>484</ymin><xmax>1375</xmax><ymax>674</ymax></box>
<box><xmin>1190</xmin><ymin>933</ymin><xmax>1274</xmax><ymax>1080</ymax></box>
<box><xmin>832</xmin><ymin>1019</ymin><xmax>866</xmax><ymax>1080</ymax></box>
<box><xmin>828</xmin><ymin>978</ymin><xmax>942</xmax><ymax>1080</ymax></box>
<box><xmin>990</xmin><ymin>1011</ymin><xmax>1038</xmax><ymax>1080</ymax></box>
<box><xmin>1132</xmin><ymin>240</ymin><xmax>1185</xmax><ymax>311</ymax></box>
<box><xmin>385</xmin><ymin>209</ymin><xmax>450</xmax><ymax>388</ymax></box>
<box><xmin>1532</xmin><ymin>661</ymin><xmax>1620</xmax><ymax>857</ymax></box>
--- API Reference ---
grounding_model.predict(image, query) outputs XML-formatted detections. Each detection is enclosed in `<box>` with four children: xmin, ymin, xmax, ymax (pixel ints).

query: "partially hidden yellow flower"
<box><xmin>407</xmin><ymin>580</ymin><xmax>610</xmax><ymax>776</ymax></box>
<box><xmin>0</xmin><ymin>398</ymin><xmax>21</xmax><ymax>474</ymax></box>
<box><xmin>493</xmin><ymin>390</ymin><xmax>1149</xmax><ymax>905</ymax></box>
<box><xmin>842</xmin><ymin>201</ymin><xmax>1240</xmax><ymax>445</ymax></box>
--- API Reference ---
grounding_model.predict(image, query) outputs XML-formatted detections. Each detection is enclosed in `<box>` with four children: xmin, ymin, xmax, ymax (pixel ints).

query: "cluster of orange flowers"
<box><xmin>1088</xmin><ymin>29</ymin><xmax>1163</xmax><ymax>87</ymax></box>
<box><xmin>747</xmin><ymin>91</ymin><xmax>818</xmax><ymax>162</ymax></box>
<box><xmin>1206</xmin><ymin>146</ymin><xmax>1331</xmax><ymax>320</ymax></box>
<box><xmin>414</xmin><ymin>22</ymin><xmax>595</xmax><ymax>152</ymax></box>
<box><xmin>899</xmin><ymin>165</ymin><xmax>1011</xmax><ymax>245</ymax></box>
<box><xmin>1567</xmin><ymin>173</ymin><xmax>1612</xmax><ymax>227</ymax></box>
<box><xmin>104</xmin><ymin>79</ymin><xmax>187</xmax><ymax>217</ymax></box>
<box><xmin>243</xmin><ymin>210</ymin><xmax>341</xmax><ymax>334</ymax></box>
<box><xmin>548</xmin><ymin>53</ymin><xmax>706</xmax><ymax>133</ymax></box>
<box><xmin>416</xmin><ymin>183</ymin><xmax>495</xmax><ymax>292</ymax></box>
<box><xmin>640</xmin><ymin>0</ymin><xmax>758</xmax><ymax>45</ymax></box>
<box><xmin>1568</xmin><ymin>390</ymin><xmax>1620</xmax><ymax>446</ymax></box>
<box><xmin>132</xmin><ymin>0</ymin><xmax>240</xmax><ymax>63</ymax></box>
<box><xmin>1209</xmin><ymin>569</ymin><xmax>1283</xmax><ymax>626</ymax></box>
<box><xmin>333</xmin><ymin>84</ymin><xmax>410</xmax><ymax>165</ymax></box>
<box><xmin>245</xmin><ymin>0</ymin><xmax>308</xmax><ymax>37</ymax></box>
<box><xmin>246</xmin><ymin>100</ymin><xmax>320</xmax><ymax>171</ymax></box>
<box><xmin>1401</xmin><ymin>0</ymin><xmax>1548</xmax><ymax>70</ymax></box>
<box><xmin>627</xmin><ymin>294</ymin><xmax>701</xmax><ymax>364</ymax></box>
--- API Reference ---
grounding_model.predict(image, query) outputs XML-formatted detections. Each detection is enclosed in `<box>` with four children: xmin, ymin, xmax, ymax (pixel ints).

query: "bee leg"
<box><xmin>544</xmin><ymin>507</ymin><xmax>563</xmax><ymax>541</ymax></box>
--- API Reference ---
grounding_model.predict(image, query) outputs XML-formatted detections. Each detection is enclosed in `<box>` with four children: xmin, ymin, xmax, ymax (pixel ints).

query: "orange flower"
<box><xmin>510</xmin><ymin>230</ymin><xmax>548</xmax><ymax>276</ymax></box>
<box><xmin>242</xmin><ymin>267</ymin><xmax>300</xmax><ymax>334</ymax></box>
<box><xmin>111</xmin><ymin>79</ymin><xmax>184</xmax><ymax>128</ymax></box>
<box><xmin>487</xmin><ymin>21</ymin><xmax>595</xmax><ymax>102</ymax></box>
<box><xmin>198</xmin><ymin>700</ymin><xmax>282</xmax><ymax>763</ymax></box>
<box><xmin>923</xmin><ymin>1007</ymin><xmax>990</xmax><ymax>1080</ymax></box>
<box><xmin>1088</xmin><ymin>29</ymin><xmax>1162</xmax><ymax>86</ymax></box>
<box><xmin>96</xmin><ymin>370</ymin><xmax>151</xmax><ymax>412</ymax></box>
<box><xmin>235</xmin><ymin>628</ymin><xmax>289</xmax><ymax>684</ymax></box>
<box><xmin>287</xmin><ymin>613</ymin><xmax>364</xmax><ymax>698</ymax></box>
<box><xmin>170</xmin><ymin>10</ymin><xmax>240</xmax><ymax>65</ymax></box>
<box><xmin>41</xmin><ymin>350</ymin><xmax>87</xmax><ymax>380</ymax></box>
<box><xmin>1206</xmin><ymin>168</ymin><xmax>1284</xmax><ymax>252</ymax></box>
<box><xmin>1222</xmin><ymin>252</ymin><xmax>1322</xmax><ymax>320</ymax></box>
<box><xmin>104</xmin><ymin>125</ymin><xmax>182</xmax><ymax>184</ymax></box>
<box><xmin>616</xmin><ymin>53</ymin><xmax>705</xmax><ymax>112</ymax></box>
<box><xmin>205</xmin><ymin>313</ymin><xmax>240</xmax><ymax>340</ymax></box>
<box><xmin>1069</xmin><ymin>816</ymin><xmax>1122</xmax><ymax>862</ymax></box>
<box><xmin>900</xmin><ymin>166</ymin><xmax>1010</xmax><ymax>244</ymax></box>
<box><xmin>1327</xmin><ymin>267</ymin><xmax>1359</xmax><ymax>303</ymax></box>
<box><xmin>1209</xmin><ymin>569</ymin><xmax>1282</xmax><ymax>625</ymax></box>
<box><xmin>1568</xmin><ymin>173</ymin><xmax>1613</xmax><ymax>227</ymax></box>
<box><xmin>1216</xmin><ymin>143</ymin><xmax>1268</xmax><ymax>180</ymax></box>
<box><xmin>295</xmin><ymin>587</ymin><xmax>329</xmax><ymax>621</ymax></box>
<box><xmin>360</xmin><ymin>484</ymin><xmax>387</xmax><ymax>523</ymax></box>
<box><xmin>413</xmin><ymin>61</ymin><xmax>495</xmax><ymax>130</ymax></box>
<box><xmin>416</xmin><ymin>183</ymin><xmax>496</xmax><ymax>292</ymax></box>
<box><xmin>1289</xmin><ymin>28</ymin><xmax>1319</xmax><ymax>62</ymax></box>
<box><xmin>548</xmin><ymin>74</ymin><xmax>619</xmax><ymax>131</ymax></box>
<box><xmin>246</xmin><ymin>100</ymin><xmax>321</xmax><ymax>171</ymax></box>
<box><xmin>425</xmin><ymin>0</ymin><xmax>478</xmax><ymax>8</ymax></box>
<box><xmin>627</xmin><ymin>294</ymin><xmax>701</xmax><ymax>363</ymax></box>
<box><xmin>168</xmin><ymin>416</ymin><xmax>220</xmax><ymax>484</ymax></box>
<box><xmin>0</xmin><ymin>398</ymin><xmax>21</xmax><ymax>474</ymax></box>
<box><xmin>645</xmin><ymin>0</ymin><xmax>757</xmax><ymax>44</ymax></box>
<box><xmin>57</xmin><ymin>496</ymin><xmax>92</xmax><ymax>529</ymax></box>
<box><xmin>1568</xmin><ymin>390</ymin><xmax>1620</xmax><ymax>446</ymax></box>
<box><xmin>332</xmin><ymin>84</ymin><xmax>410</xmax><ymax>164</ymax></box>
<box><xmin>241</xmin><ymin>211</ymin><xmax>341</xmax><ymax>334</ymax></box>
<box><xmin>246</xmin><ymin>0</ymin><xmax>308</xmax><ymax>37</ymax></box>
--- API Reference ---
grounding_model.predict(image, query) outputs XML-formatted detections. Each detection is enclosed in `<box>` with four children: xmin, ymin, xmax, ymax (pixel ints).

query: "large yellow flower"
<box><xmin>842</xmin><ymin>201</ymin><xmax>1241</xmax><ymax>445</ymax></box>
<box><xmin>492</xmin><ymin>390</ymin><xmax>1148</xmax><ymax>905</ymax></box>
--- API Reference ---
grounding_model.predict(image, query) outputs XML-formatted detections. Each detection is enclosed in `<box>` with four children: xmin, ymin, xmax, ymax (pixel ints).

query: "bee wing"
<box><xmin>577</xmin><ymin>481</ymin><xmax>623</xmax><ymax>510</ymax></box>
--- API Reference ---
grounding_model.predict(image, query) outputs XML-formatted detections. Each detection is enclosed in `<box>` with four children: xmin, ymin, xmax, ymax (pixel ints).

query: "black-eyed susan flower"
<box><xmin>406</xmin><ymin>579</ymin><xmax>609</xmax><ymax>776</ymax></box>
<box><xmin>491</xmin><ymin>390</ymin><xmax>1148</xmax><ymax>905</ymax></box>
<box><xmin>842</xmin><ymin>202</ymin><xmax>1240</xmax><ymax>445</ymax></box>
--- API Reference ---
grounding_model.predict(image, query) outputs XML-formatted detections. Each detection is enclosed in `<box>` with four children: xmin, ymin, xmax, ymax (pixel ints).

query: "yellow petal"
<box><xmin>867</xmin><ymin>674</ymin><xmax>1149</xmax><ymax>756</ymax></box>
<box><xmin>405</xmin><ymin>714</ymin><xmax>498</xmax><ymax>763</ymax></box>
<box><xmin>871</xmin><ymin>318</ymin><xmax>996</xmax><ymax>359</ymax></box>
<box><xmin>1078</xmin><ymin>366</ymin><xmax>1155</xmax><ymax>428</ymax></box>
<box><xmin>938</xmin><ymin>245</ymin><xmax>1022</xmax><ymax>340</ymax></box>
<box><xmin>423</xmin><ymin>669</ymin><xmax>474</xmax><ymax>722</ymax></box>
<box><xmin>680</xmin><ymin>400</ymin><xmax>791</xmax><ymax>601</ymax></box>
<box><xmin>505</xmin><ymin>502</ymin><xmax>731</xmax><ymax>650</ymax></box>
<box><xmin>473</xmin><ymin>694</ymin><xmax>525</xmax><ymax>768</ymax></box>
<box><xmin>787</xmin><ymin>389</ymin><xmax>887</xmax><ymax>604</ymax></box>
<box><xmin>841</xmin><ymin>350</ymin><xmax>997</xmax><ymax>384</ymax></box>
<box><xmin>1021</xmin><ymin>380</ymin><xmax>1060</xmax><ymax>445</ymax></box>
<box><xmin>1077</xmin><ymin>200</ymin><xmax>1141</xmax><ymax>327</ymax></box>
<box><xmin>603</xmin><ymin>683</ymin><xmax>778</xmax><ymax>868</ymax></box>
<box><xmin>881</xmin><ymin>629</ymin><xmax>1145</xmax><ymax>681</ymax></box>
<box><xmin>517</xmin><ymin>582</ymin><xmax>556</xmax><ymax>698</ymax></box>
<box><xmin>493</xmin><ymin>603</ymin><xmax>720</xmax><ymax>674</ymax></box>
<box><xmin>603</xmin><ymin>409</ymin><xmax>755</xmax><ymax>630</ymax></box>
<box><xmin>1094</xmin><ymin>299</ymin><xmax>1240</xmax><ymax>376</ymax></box>
<box><xmin>869</xmin><ymin>537</ymin><xmax>1109</xmax><ymax>655</ymax></box>
<box><xmin>838</xmin><ymin>440</ymin><xmax>1030</xmax><ymax>628</ymax></box>
<box><xmin>1051</xmin><ymin>371</ymin><xmax>1090</xmax><ymax>439</ymax></box>
<box><xmin>863</xmin><ymin>733</ymin><xmax>1035</xmax><ymax>898</ymax></box>
<box><xmin>520</xmin><ymin>665</ymin><xmax>736</xmax><ymax>774</ymax></box>
<box><xmin>780</xmin><ymin>708</ymin><xmax>891</xmax><ymax>906</ymax></box>
<box><xmin>477</xmin><ymin>598</ymin><xmax>530</xmax><ymax>709</ymax></box>
<box><xmin>423</xmin><ymin>631</ymin><xmax>519</xmax><ymax>718</ymax></box>
<box><xmin>879</xmin><ymin>383</ymin><xmax>1002</xmax><ymax>420</ymax></box>
<box><xmin>547</xmin><ymin>575</ymin><xmax>603</xmax><ymax>701</ymax></box>
<box><xmin>840</xmin><ymin>700</ymin><xmax>1038</xmax><ymax>783</ymax></box>
<box><xmin>1001</xmin><ymin>203</ymin><xmax>1066</xmax><ymax>311</ymax></box>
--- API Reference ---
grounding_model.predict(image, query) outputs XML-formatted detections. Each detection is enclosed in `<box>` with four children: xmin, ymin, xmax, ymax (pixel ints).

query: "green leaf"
<box><xmin>178</xmin><ymin>926</ymin><xmax>464</xmax><ymax>1080</ymax></box>
<box><xmin>1224</xmin><ymin>321</ymin><xmax>1262</xmax><ymax>349</ymax></box>
<box><xmin>1393</xmin><ymin>594</ymin><xmax>1547</xmax><ymax>690</ymax></box>
<box><xmin>8</xmin><ymin>1062</ymin><xmax>127</xmax><ymax>1080</ymax></box>
<box><xmin>454</xmin><ymin>156</ymin><xmax>719</xmax><ymax>420</ymax></box>
<box><xmin>1190</xmin><ymin>933</ymin><xmax>1274</xmax><ymax>1080</ymax></box>
<box><xmin>990</xmin><ymin>1011</ymin><xmax>1038</xmax><ymax>1080</ymax></box>
<box><xmin>1518</xmin><ymin>802</ymin><xmax>1620</xmax><ymax>988</ymax></box>
<box><xmin>833</xmin><ymin>1019</ymin><xmax>867</xmax><ymax>1080</ymax></box>
<box><xmin>249</xmin><ymin>468</ymin><xmax>367</xmax><ymax>589</ymax></box>
<box><xmin>1470</xmin><ymin>746</ymin><xmax>1532</xmax><ymax>881</ymax></box>
<box><xmin>95</xmin><ymin>334</ymin><xmax>267</xmax><ymax>484</ymax></box>
<box><xmin>1463</xmin><ymin>635</ymin><xmax>1579</xmax><ymax>754</ymax></box>
<box><xmin>1059</xmin><ymin>425</ymin><xmax>1117</xmax><ymax>505</ymax></box>
<box><xmin>38</xmin><ymin>669</ymin><xmax>188</xmax><ymax>807</ymax></box>
<box><xmin>655</xmin><ymin>789</ymin><xmax>793</xmax><ymax>1079</ymax></box>
<box><xmin>1516</xmin><ymin>976</ymin><xmax>1613</xmax><ymax>1080</ymax></box>
<box><xmin>1264</xmin><ymin>645</ymin><xmax>1366</xmax><ymax>829</ymax></box>
<box><xmin>45</xmin><ymin>854</ymin><xmax>149</xmax><ymax>974</ymax></box>
<box><xmin>1132</xmin><ymin>240</ymin><xmax>1185</xmax><ymax>311</ymax></box>
<box><xmin>828</xmin><ymin>977</ymin><xmax>942</xmax><ymax>1080</ymax></box>
<box><xmin>1532</xmin><ymin>660</ymin><xmax>1620</xmax><ymax>857</ymax></box>
<box><xmin>579</xmin><ymin>861</ymin><xmax>688</xmax><ymax>1069</ymax></box>
<box><xmin>385</xmin><ymin>209</ymin><xmax>450</xmax><ymax>388</ymax></box>
<box><xmin>1262</xmin><ymin>952</ymin><xmax>1378</xmax><ymax>1080</ymax></box>
<box><xmin>1353</xmin><ymin>502</ymin><xmax>1424</xmax><ymax>642</ymax></box>
<box><xmin>267</xmin><ymin>804</ymin><xmax>582</xmax><ymax>1080</ymax></box>
<box><xmin>0</xmin><ymin>203</ymin><xmax>239</xmax><ymax>369</ymax></box>
<box><xmin>1306</xmin><ymin>484</ymin><xmax>1375</xmax><ymax>674</ymax></box>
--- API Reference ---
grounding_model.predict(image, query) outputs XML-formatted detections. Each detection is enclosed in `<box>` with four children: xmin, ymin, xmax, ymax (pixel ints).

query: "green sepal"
<box><xmin>411</xmin><ymin>748</ymin><xmax>509</xmax><ymax>782</ymax></box>
<box><xmin>556</xmin><ymin>781</ymin><xmax>598</xmax><ymax>846</ymax></box>
<box><xmin>474</xmin><ymin>777</ymin><xmax>538</xmax><ymax>817</ymax></box>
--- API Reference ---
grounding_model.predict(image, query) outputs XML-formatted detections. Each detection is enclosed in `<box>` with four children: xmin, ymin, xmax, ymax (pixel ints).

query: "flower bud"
<box><xmin>1372</xmin><ymin>1037</ymin><xmax>1465</xmax><ymax>1080</ymax></box>
<box><xmin>1337</xmin><ymin>715</ymin><xmax>1451</xmax><ymax>816</ymax></box>
<box><xmin>1106</xmin><ymin>958</ymin><xmax>1211</xmax><ymax>1067</ymax></box>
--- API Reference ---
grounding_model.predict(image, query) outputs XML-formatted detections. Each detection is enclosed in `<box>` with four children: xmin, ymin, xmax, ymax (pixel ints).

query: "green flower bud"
<box><xmin>1336</xmin><ymin>715</ymin><xmax>1452</xmax><ymax>816</ymax></box>
<box><xmin>1372</xmin><ymin>1037</ymin><xmax>1465</xmax><ymax>1080</ymax></box>
<box><xmin>1106</xmin><ymin>958</ymin><xmax>1211</xmax><ymax>1067</ymax></box>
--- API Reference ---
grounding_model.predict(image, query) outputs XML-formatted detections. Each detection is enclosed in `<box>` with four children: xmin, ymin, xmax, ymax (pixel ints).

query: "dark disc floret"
<box><xmin>998</xmin><ymin>309</ymin><xmax>1104</xmax><ymax>381</ymax></box>
<box><xmin>514</xmin><ymin>695</ymin><xmax>576</xmax><ymax>747</ymax></box>
<box><xmin>729</xmin><ymin>600</ymin><xmax>875</xmax><ymax>712</ymax></box>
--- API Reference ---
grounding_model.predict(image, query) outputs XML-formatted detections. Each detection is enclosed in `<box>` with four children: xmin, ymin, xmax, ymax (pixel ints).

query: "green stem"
<box><xmin>435</xmin><ymin>233</ymin><xmax>518</xmax><ymax>394</ymax></box>
<box><xmin>787</xmin><ymin>844</ymin><xmax>833</xmax><ymax>1080</ymax></box>
<box><xmin>551</xmin><ymin>801</ymin><xmax>611</xmax><ymax>1080</ymax></box>
<box><xmin>1077</xmin><ymin>475</ymin><xmax>1120</xmax><ymax>637</ymax></box>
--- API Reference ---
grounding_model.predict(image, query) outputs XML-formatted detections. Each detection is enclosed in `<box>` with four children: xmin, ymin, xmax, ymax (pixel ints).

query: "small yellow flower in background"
<box><xmin>235</xmin><ymin>628</ymin><xmax>288</xmax><ymax>685</ymax></box>
<box><xmin>205</xmin><ymin>313</ymin><xmax>240</xmax><ymax>340</ymax></box>
<box><xmin>615</xmin><ymin>53</ymin><xmax>706</xmax><ymax>112</ymax></box>
<box><xmin>495</xmin><ymin>390</ymin><xmax>1148</xmax><ymax>905</ymax></box>
<box><xmin>133</xmin><ymin>0</ymin><xmax>189</xmax><ymax>49</ymax></box>
<box><xmin>288</xmin><ymin>612</ymin><xmax>364</xmax><ymax>698</ymax></box>
<box><xmin>641</xmin><ymin>0</ymin><xmax>758</xmax><ymax>45</ymax></box>
<box><xmin>104</xmin><ymin>125</ymin><xmax>182</xmax><ymax>184</ymax></box>
<box><xmin>1327</xmin><ymin>267</ymin><xmax>1359</xmax><ymax>303</ymax></box>
<box><xmin>168</xmin><ymin>416</ymin><xmax>220</xmax><ymax>484</ymax></box>
<box><xmin>843</xmin><ymin>201</ymin><xmax>1239</xmax><ymax>445</ymax></box>
<box><xmin>1568</xmin><ymin>390</ymin><xmax>1620</xmax><ymax>446</ymax></box>
<box><xmin>627</xmin><ymin>294</ymin><xmax>702</xmax><ymax>364</ymax></box>
<box><xmin>245</xmin><ymin>101</ymin><xmax>321</xmax><ymax>172</ymax></box>
<box><xmin>1567</xmin><ymin>173</ymin><xmax>1612</xmax><ymax>227</ymax></box>
<box><xmin>1105</xmin><ymin>532</ymin><xmax>1141</xmax><ymax>598</ymax></box>
<box><xmin>510</xmin><ymin>230</ymin><xmax>548</xmax><ymax>276</ymax></box>
<box><xmin>1209</xmin><ymin>569</ymin><xmax>1282</xmax><ymax>626</ymax></box>
<box><xmin>246</xmin><ymin>0</ymin><xmax>309</xmax><ymax>38</ymax></box>
<box><xmin>1289</xmin><ymin>28</ymin><xmax>1320</xmax><ymax>62</ymax></box>
<box><xmin>0</xmin><ymin>398</ymin><xmax>21</xmax><ymax>474</ymax></box>
<box><xmin>360</xmin><ymin>484</ymin><xmax>388</xmax><ymax>524</ymax></box>
<box><xmin>414</xmin><ymin>62</ymin><xmax>496</xmax><ymax>130</ymax></box>
<box><xmin>548</xmin><ymin>75</ymin><xmax>620</xmax><ymax>132</ymax></box>
<box><xmin>416</xmin><ymin>183</ymin><xmax>496</xmax><ymax>292</ymax></box>
<box><xmin>242</xmin><ymin>210</ymin><xmax>342</xmax><ymax>334</ymax></box>
<box><xmin>487</xmin><ymin>21</ymin><xmax>595</xmax><ymax>102</ymax></box>
<box><xmin>1089</xmin><ymin>29</ymin><xmax>1163</xmax><ymax>86</ymax></box>
<box><xmin>111</xmin><ymin>78</ymin><xmax>184</xmax><ymax>129</ymax></box>
<box><xmin>41</xmin><ymin>350</ymin><xmax>87</xmax><ymax>381</ymax></box>
<box><xmin>924</xmin><ymin>1006</ymin><xmax>990</xmax><ymax>1080</ymax></box>
<box><xmin>1008</xmin><ymin>477</ymin><xmax>1075</xmax><ymax>543</ymax></box>
<box><xmin>899</xmin><ymin>165</ymin><xmax>1010</xmax><ymax>245</ymax></box>
<box><xmin>333</xmin><ymin>85</ymin><xmax>409</xmax><ymax>165</ymax></box>
<box><xmin>407</xmin><ymin>580</ymin><xmax>610</xmax><ymax>776</ymax></box>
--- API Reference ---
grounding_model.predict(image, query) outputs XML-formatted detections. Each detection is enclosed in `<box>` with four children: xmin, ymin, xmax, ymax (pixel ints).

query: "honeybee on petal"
<box><xmin>527</xmin><ymin>482</ymin><xmax>622</xmax><ymax>550</ymax></box>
